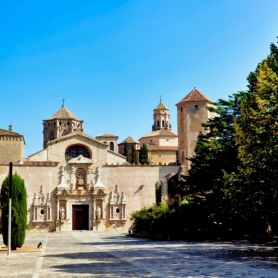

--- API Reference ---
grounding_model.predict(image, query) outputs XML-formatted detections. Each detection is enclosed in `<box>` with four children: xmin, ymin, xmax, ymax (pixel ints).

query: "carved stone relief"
<box><xmin>32</xmin><ymin>185</ymin><xmax>52</xmax><ymax>225</ymax></box>
<box><xmin>108</xmin><ymin>185</ymin><xmax>127</xmax><ymax>223</ymax></box>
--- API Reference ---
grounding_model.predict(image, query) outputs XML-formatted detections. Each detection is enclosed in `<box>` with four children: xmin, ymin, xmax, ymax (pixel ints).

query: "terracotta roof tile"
<box><xmin>96</xmin><ymin>133</ymin><xmax>118</xmax><ymax>138</ymax></box>
<box><xmin>146</xmin><ymin>145</ymin><xmax>178</xmax><ymax>151</ymax></box>
<box><xmin>119</xmin><ymin>136</ymin><xmax>140</xmax><ymax>144</ymax></box>
<box><xmin>140</xmin><ymin>129</ymin><xmax>178</xmax><ymax>139</ymax></box>
<box><xmin>48</xmin><ymin>105</ymin><xmax>80</xmax><ymax>120</ymax></box>
<box><xmin>0</xmin><ymin>129</ymin><xmax>21</xmax><ymax>136</ymax></box>
<box><xmin>176</xmin><ymin>88</ymin><xmax>212</xmax><ymax>104</ymax></box>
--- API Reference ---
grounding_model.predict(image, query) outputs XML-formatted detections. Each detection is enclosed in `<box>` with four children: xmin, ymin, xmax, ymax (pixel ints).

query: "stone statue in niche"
<box><xmin>96</xmin><ymin>206</ymin><xmax>101</xmax><ymax>219</ymax></box>
<box><xmin>59</xmin><ymin>206</ymin><xmax>66</xmax><ymax>220</ymax></box>
<box><xmin>77</xmin><ymin>174</ymin><xmax>84</xmax><ymax>186</ymax></box>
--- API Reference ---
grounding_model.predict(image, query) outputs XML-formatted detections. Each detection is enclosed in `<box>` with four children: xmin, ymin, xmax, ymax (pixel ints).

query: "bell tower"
<box><xmin>43</xmin><ymin>105</ymin><xmax>84</xmax><ymax>148</ymax></box>
<box><xmin>152</xmin><ymin>99</ymin><xmax>171</xmax><ymax>131</ymax></box>
<box><xmin>176</xmin><ymin>88</ymin><xmax>215</xmax><ymax>172</ymax></box>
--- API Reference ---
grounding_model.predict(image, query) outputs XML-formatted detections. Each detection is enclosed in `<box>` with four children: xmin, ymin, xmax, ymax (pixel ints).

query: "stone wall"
<box><xmin>0</xmin><ymin>138</ymin><xmax>24</xmax><ymax>163</ymax></box>
<box><xmin>0</xmin><ymin>163</ymin><xmax>179</xmax><ymax>232</ymax></box>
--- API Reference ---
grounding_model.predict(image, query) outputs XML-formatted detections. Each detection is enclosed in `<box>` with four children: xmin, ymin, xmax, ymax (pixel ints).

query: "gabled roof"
<box><xmin>45</xmin><ymin>130</ymin><xmax>107</xmax><ymax>147</ymax></box>
<box><xmin>0</xmin><ymin>129</ymin><xmax>21</xmax><ymax>136</ymax></box>
<box><xmin>154</xmin><ymin>101</ymin><xmax>169</xmax><ymax>110</ymax></box>
<box><xmin>119</xmin><ymin>136</ymin><xmax>140</xmax><ymax>144</ymax></box>
<box><xmin>176</xmin><ymin>88</ymin><xmax>212</xmax><ymax>104</ymax></box>
<box><xmin>47</xmin><ymin>105</ymin><xmax>80</xmax><ymax>120</ymax></box>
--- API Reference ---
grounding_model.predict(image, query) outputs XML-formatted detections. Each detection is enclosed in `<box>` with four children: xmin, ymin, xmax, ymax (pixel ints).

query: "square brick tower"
<box><xmin>176</xmin><ymin>88</ymin><xmax>215</xmax><ymax>172</ymax></box>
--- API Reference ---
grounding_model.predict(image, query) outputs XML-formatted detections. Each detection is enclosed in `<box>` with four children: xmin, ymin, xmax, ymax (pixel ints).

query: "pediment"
<box><xmin>68</xmin><ymin>154</ymin><xmax>93</xmax><ymax>164</ymax></box>
<box><xmin>46</xmin><ymin>131</ymin><xmax>107</xmax><ymax>147</ymax></box>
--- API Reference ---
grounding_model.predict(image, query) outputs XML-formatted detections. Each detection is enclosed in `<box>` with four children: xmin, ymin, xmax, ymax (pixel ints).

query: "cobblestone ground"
<box><xmin>1</xmin><ymin>231</ymin><xmax>278</xmax><ymax>277</ymax></box>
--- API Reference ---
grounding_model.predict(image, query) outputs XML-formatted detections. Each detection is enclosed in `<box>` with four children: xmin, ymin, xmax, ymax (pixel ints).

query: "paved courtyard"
<box><xmin>1</xmin><ymin>231</ymin><xmax>278</xmax><ymax>277</ymax></box>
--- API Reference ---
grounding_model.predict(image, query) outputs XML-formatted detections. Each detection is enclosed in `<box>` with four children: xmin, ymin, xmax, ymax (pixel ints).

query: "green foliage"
<box><xmin>130</xmin><ymin>203</ymin><xmax>176</xmax><ymax>238</ymax></box>
<box><xmin>124</xmin><ymin>141</ymin><xmax>129</xmax><ymax>162</ymax></box>
<box><xmin>139</xmin><ymin>143</ymin><xmax>149</xmax><ymax>165</ymax></box>
<box><xmin>132</xmin><ymin>39</ymin><xmax>278</xmax><ymax>241</ymax></box>
<box><xmin>1</xmin><ymin>173</ymin><xmax>27</xmax><ymax>249</ymax></box>
<box><xmin>183</xmin><ymin>96</ymin><xmax>242</xmax><ymax>233</ymax></box>
<box><xmin>131</xmin><ymin>145</ymin><xmax>137</xmax><ymax>164</ymax></box>
<box><xmin>234</xmin><ymin>40</ymin><xmax>278</xmax><ymax>233</ymax></box>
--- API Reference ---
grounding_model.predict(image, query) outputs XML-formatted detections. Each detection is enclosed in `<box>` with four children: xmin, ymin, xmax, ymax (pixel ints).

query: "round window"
<box><xmin>115</xmin><ymin>208</ymin><xmax>120</xmax><ymax>214</ymax></box>
<box><xmin>40</xmin><ymin>209</ymin><xmax>44</xmax><ymax>215</ymax></box>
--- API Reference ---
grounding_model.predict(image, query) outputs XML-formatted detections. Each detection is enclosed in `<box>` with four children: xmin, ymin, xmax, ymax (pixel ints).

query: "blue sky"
<box><xmin>1</xmin><ymin>0</ymin><xmax>278</xmax><ymax>157</ymax></box>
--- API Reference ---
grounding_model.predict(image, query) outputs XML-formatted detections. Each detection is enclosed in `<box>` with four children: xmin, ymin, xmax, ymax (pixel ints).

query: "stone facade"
<box><xmin>0</xmin><ymin>89</ymin><xmax>214</xmax><ymax>232</ymax></box>
<box><xmin>0</xmin><ymin>105</ymin><xmax>178</xmax><ymax>232</ymax></box>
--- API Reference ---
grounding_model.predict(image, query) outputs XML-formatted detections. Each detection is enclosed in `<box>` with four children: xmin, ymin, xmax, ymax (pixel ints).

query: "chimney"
<box><xmin>9</xmin><ymin>124</ymin><xmax>12</xmax><ymax>131</ymax></box>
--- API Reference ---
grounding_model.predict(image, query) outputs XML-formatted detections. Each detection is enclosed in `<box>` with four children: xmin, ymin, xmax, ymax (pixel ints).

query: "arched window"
<box><xmin>162</xmin><ymin>120</ymin><xmax>165</xmax><ymax>127</ymax></box>
<box><xmin>110</xmin><ymin>142</ymin><xmax>114</xmax><ymax>151</ymax></box>
<box><xmin>65</xmin><ymin>145</ymin><xmax>91</xmax><ymax>161</ymax></box>
<box><xmin>49</xmin><ymin>131</ymin><xmax>54</xmax><ymax>141</ymax></box>
<box><xmin>157</xmin><ymin>121</ymin><xmax>160</xmax><ymax>127</ymax></box>
<box><xmin>194</xmin><ymin>105</ymin><xmax>199</xmax><ymax>111</ymax></box>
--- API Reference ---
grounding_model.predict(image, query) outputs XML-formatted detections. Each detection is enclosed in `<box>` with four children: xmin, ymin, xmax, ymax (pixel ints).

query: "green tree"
<box><xmin>234</xmin><ymin>40</ymin><xmax>278</xmax><ymax>234</ymax></box>
<box><xmin>131</xmin><ymin>145</ymin><xmax>138</xmax><ymax>164</ymax></box>
<box><xmin>184</xmin><ymin>96</ymin><xmax>242</xmax><ymax>234</ymax></box>
<box><xmin>1</xmin><ymin>173</ymin><xmax>27</xmax><ymax>250</ymax></box>
<box><xmin>139</xmin><ymin>143</ymin><xmax>149</xmax><ymax>165</ymax></box>
<box><xmin>123</xmin><ymin>141</ymin><xmax>129</xmax><ymax>162</ymax></box>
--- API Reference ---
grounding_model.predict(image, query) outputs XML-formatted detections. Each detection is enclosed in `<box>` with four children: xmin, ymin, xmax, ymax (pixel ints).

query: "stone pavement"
<box><xmin>1</xmin><ymin>231</ymin><xmax>278</xmax><ymax>277</ymax></box>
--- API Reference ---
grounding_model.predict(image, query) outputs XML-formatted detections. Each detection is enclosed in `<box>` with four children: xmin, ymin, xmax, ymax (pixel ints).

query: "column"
<box><xmin>57</xmin><ymin>200</ymin><xmax>60</xmax><ymax>219</ymax></box>
<box><xmin>93</xmin><ymin>199</ymin><xmax>96</xmax><ymax>219</ymax></box>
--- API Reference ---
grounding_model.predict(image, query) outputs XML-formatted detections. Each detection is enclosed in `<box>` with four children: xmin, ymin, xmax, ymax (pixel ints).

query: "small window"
<box><xmin>110</xmin><ymin>142</ymin><xmax>114</xmax><ymax>151</ymax></box>
<box><xmin>194</xmin><ymin>105</ymin><xmax>199</xmax><ymax>111</ymax></box>
<box><xmin>162</xmin><ymin>120</ymin><xmax>165</xmax><ymax>127</ymax></box>
<box><xmin>181</xmin><ymin>107</ymin><xmax>183</xmax><ymax>112</ymax></box>
<box><xmin>67</xmin><ymin>121</ymin><xmax>70</xmax><ymax>125</ymax></box>
<box><xmin>157</xmin><ymin>121</ymin><xmax>160</xmax><ymax>127</ymax></box>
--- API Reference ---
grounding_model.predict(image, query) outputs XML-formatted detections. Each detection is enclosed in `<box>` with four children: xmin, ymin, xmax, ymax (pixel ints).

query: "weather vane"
<box><xmin>62</xmin><ymin>98</ymin><xmax>65</xmax><ymax>107</ymax></box>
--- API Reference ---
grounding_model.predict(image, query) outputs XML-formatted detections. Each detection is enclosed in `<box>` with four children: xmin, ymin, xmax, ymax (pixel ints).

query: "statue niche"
<box><xmin>76</xmin><ymin>168</ymin><xmax>86</xmax><ymax>190</ymax></box>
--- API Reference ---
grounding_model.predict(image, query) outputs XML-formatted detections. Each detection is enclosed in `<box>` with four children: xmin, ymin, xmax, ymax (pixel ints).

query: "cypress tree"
<box><xmin>139</xmin><ymin>143</ymin><xmax>149</xmax><ymax>165</ymax></box>
<box><xmin>1</xmin><ymin>173</ymin><xmax>27</xmax><ymax>250</ymax></box>
<box><xmin>131</xmin><ymin>145</ymin><xmax>137</xmax><ymax>164</ymax></box>
<box><xmin>124</xmin><ymin>141</ymin><xmax>129</xmax><ymax>162</ymax></box>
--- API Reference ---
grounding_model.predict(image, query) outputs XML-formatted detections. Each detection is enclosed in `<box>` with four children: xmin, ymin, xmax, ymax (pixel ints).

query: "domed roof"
<box><xmin>154</xmin><ymin>100</ymin><xmax>169</xmax><ymax>110</ymax></box>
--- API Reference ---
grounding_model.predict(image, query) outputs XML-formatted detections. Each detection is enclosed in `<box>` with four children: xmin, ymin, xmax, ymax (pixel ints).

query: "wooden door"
<box><xmin>72</xmin><ymin>205</ymin><xmax>89</xmax><ymax>230</ymax></box>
